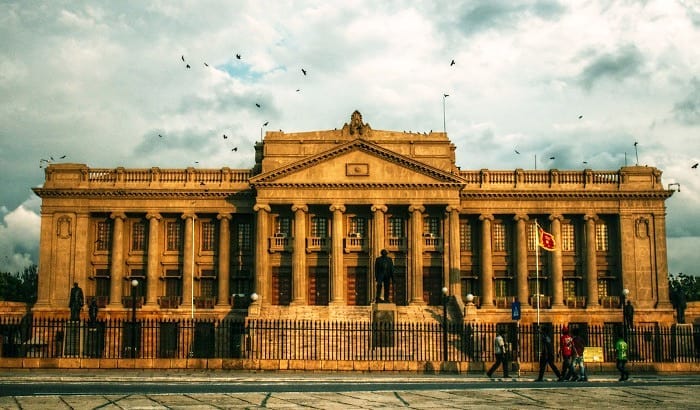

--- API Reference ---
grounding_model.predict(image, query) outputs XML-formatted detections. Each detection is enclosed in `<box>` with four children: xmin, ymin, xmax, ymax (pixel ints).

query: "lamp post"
<box><xmin>250</xmin><ymin>292</ymin><xmax>259</xmax><ymax>304</ymax></box>
<box><xmin>130</xmin><ymin>279</ymin><xmax>138</xmax><ymax>358</ymax></box>
<box><xmin>442</xmin><ymin>286</ymin><xmax>449</xmax><ymax>362</ymax></box>
<box><xmin>621</xmin><ymin>288</ymin><xmax>630</xmax><ymax>339</ymax></box>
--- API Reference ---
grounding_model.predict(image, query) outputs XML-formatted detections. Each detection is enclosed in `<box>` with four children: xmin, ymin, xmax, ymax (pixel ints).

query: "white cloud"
<box><xmin>0</xmin><ymin>196</ymin><xmax>40</xmax><ymax>274</ymax></box>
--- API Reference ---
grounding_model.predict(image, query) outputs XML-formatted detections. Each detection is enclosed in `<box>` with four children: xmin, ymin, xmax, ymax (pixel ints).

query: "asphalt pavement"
<box><xmin>0</xmin><ymin>370</ymin><xmax>699</xmax><ymax>409</ymax></box>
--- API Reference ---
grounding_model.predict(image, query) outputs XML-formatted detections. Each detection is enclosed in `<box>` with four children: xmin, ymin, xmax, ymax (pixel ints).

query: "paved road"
<box><xmin>1</xmin><ymin>371</ymin><xmax>699</xmax><ymax>409</ymax></box>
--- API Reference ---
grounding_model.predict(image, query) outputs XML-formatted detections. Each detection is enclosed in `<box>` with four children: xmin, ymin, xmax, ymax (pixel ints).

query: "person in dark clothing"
<box><xmin>535</xmin><ymin>326</ymin><xmax>562</xmax><ymax>381</ymax></box>
<box><xmin>623</xmin><ymin>300</ymin><xmax>635</xmax><ymax>329</ymax></box>
<box><xmin>88</xmin><ymin>297</ymin><xmax>99</xmax><ymax>325</ymax></box>
<box><xmin>486</xmin><ymin>330</ymin><xmax>509</xmax><ymax>379</ymax></box>
<box><xmin>374</xmin><ymin>249</ymin><xmax>394</xmax><ymax>303</ymax></box>
<box><xmin>69</xmin><ymin>282</ymin><xmax>84</xmax><ymax>321</ymax></box>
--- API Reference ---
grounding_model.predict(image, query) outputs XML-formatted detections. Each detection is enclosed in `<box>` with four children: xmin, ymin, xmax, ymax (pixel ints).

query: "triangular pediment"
<box><xmin>249</xmin><ymin>139</ymin><xmax>466</xmax><ymax>188</ymax></box>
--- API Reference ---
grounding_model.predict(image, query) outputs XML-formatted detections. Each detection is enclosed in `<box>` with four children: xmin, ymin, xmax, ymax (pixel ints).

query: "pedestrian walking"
<box><xmin>535</xmin><ymin>326</ymin><xmax>562</xmax><ymax>382</ymax></box>
<box><xmin>559</xmin><ymin>326</ymin><xmax>575</xmax><ymax>381</ymax></box>
<box><xmin>486</xmin><ymin>329</ymin><xmax>509</xmax><ymax>379</ymax></box>
<box><xmin>571</xmin><ymin>328</ymin><xmax>587</xmax><ymax>382</ymax></box>
<box><xmin>615</xmin><ymin>335</ymin><xmax>630</xmax><ymax>381</ymax></box>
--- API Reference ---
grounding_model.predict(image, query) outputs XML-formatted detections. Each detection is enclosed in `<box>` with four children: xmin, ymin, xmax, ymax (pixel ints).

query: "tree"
<box><xmin>0</xmin><ymin>265</ymin><xmax>37</xmax><ymax>305</ymax></box>
<box><xmin>668</xmin><ymin>272</ymin><xmax>699</xmax><ymax>302</ymax></box>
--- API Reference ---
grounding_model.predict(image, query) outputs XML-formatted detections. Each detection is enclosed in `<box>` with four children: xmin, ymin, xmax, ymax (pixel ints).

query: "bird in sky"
<box><xmin>158</xmin><ymin>134</ymin><xmax>163</xmax><ymax>138</ymax></box>
<box><xmin>296</xmin><ymin>89</ymin><xmax>300</xmax><ymax>92</ymax></box>
<box><xmin>255</xmin><ymin>103</ymin><xmax>261</xmax><ymax>108</ymax></box>
<box><xmin>263</xmin><ymin>121</ymin><xmax>269</xmax><ymax>126</ymax></box>
<box><xmin>583</xmin><ymin>161</ymin><xmax>588</xmax><ymax>164</ymax></box>
<box><xmin>578</xmin><ymin>115</ymin><xmax>583</xmax><ymax>119</ymax></box>
<box><xmin>181</xmin><ymin>55</ymin><xmax>185</xmax><ymax>62</ymax></box>
<box><xmin>634</xmin><ymin>141</ymin><xmax>638</xmax><ymax>146</ymax></box>
<box><xmin>549</xmin><ymin>156</ymin><xmax>555</xmax><ymax>160</ymax></box>
<box><xmin>444</xmin><ymin>94</ymin><xmax>449</xmax><ymax>98</ymax></box>
<box><xmin>204</xmin><ymin>62</ymin><xmax>208</xmax><ymax>67</ymax></box>
<box><xmin>301</xmin><ymin>68</ymin><xmax>307</xmax><ymax>76</ymax></box>
<box><xmin>223</xmin><ymin>134</ymin><xmax>228</xmax><ymax>139</ymax></box>
<box><xmin>450</xmin><ymin>59</ymin><xmax>455</xmax><ymax>66</ymax></box>
<box><xmin>60</xmin><ymin>155</ymin><xmax>66</xmax><ymax>159</ymax></box>
<box><xmin>692</xmin><ymin>163</ymin><xmax>699</xmax><ymax>169</ymax></box>
<box><xmin>186</xmin><ymin>64</ymin><xmax>190</xmax><ymax>69</ymax></box>
<box><xmin>232</xmin><ymin>147</ymin><xmax>238</xmax><ymax>152</ymax></box>
<box><xmin>235</xmin><ymin>53</ymin><xmax>241</xmax><ymax>59</ymax></box>
<box><xmin>514</xmin><ymin>150</ymin><xmax>520</xmax><ymax>155</ymax></box>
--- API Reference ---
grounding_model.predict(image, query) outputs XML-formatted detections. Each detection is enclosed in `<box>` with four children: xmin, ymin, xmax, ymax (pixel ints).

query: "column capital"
<box><xmin>513</xmin><ymin>213</ymin><xmax>529</xmax><ymax>222</ymax></box>
<box><xmin>371</xmin><ymin>204</ymin><xmax>387</xmax><ymax>213</ymax></box>
<box><xmin>408</xmin><ymin>204</ymin><xmax>425</xmax><ymax>213</ymax></box>
<box><xmin>330</xmin><ymin>204</ymin><xmax>346</xmax><ymax>213</ymax></box>
<box><xmin>549</xmin><ymin>213</ymin><xmax>564</xmax><ymax>222</ymax></box>
<box><xmin>291</xmin><ymin>204</ymin><xmax>308</xmax><ymax>213</ymax></box>
<box><xmin>253</xmin><ymin>203</ymin><xmax>271</xmax><ymax>213</ymax></box>
<box><xmin>479</xmin><ymin>213</ymin><xmax>494</xmax><ymax>222</ymax></box>
<box><xmin>446</xmin><ymin>205</ymin><xmax>460</xmax><ymax>214</ymax></box>
<box><xmin>110</xmin><ymin>212</ymin><xmax>126</xmax><ymax>221</ymax></box>
<box><xmin>584</xmin><ymin>213</ymin><xmax>598</xmax><ymax>222</ymax></box>
<box><xmin>181</xmin><ymin>212</ymin><xmax>197</xmax><ymax>220</ymax></box>
<box><xmin>217</xmin><ymin>212</ymin><xmax>232</xmax><ymax>221</ymax></box>
<box><xmin>145</xmin><ymin>212</ymin><xmax>161</xmax><ymax>221</ymax></box>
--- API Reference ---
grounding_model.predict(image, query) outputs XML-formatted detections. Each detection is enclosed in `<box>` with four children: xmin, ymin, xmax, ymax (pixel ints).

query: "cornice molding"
<box><xmin>32</xmin><ymin>188</ymin><xmax>254</xmax><ymax>199</ymax></box>
<box><xmin>460</xmin><ymin>191</ymin><xmax>672</xmax><ymax>200</ymax></box>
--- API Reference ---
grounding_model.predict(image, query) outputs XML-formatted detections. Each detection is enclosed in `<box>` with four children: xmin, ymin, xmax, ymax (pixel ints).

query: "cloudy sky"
<box><xmin>1</xmin><ymin>0</ymin><xmax>699</xmax><ymax>277</ymax></box>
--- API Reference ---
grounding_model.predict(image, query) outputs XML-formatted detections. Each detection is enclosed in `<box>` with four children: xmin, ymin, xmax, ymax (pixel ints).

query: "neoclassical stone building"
<box><xmin>32</xmin><ymin>111</ymin><xmax>676</xmax><ymax>327</ymax></box>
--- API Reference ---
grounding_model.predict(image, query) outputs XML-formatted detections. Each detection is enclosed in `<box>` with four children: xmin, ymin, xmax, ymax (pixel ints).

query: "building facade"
<box><xmin>32</xmin><ymin>111</ymin><xmax>676</xmax><ymax>327</ymax></box>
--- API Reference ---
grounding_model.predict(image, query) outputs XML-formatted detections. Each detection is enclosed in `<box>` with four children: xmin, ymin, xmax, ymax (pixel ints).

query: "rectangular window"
<box><xmin>201</xmin><ymin>220</ymin><xmax>216</xmax><ymax>252</ymax></box>
<box><xmin>459</xmin><ymin>219</ymin><xmax>471</xmax><ymax>251</ymax></box>
<box><xmin>595</xmin><ymin>222</ymin><xmax>609</xmax><ymax>252</ymax></box>
<box><xmin>131</xmin><ymin>221</ymin><xmax>146</xmax><ymax>252</ymax></box>
<box><xmin>529</xmin><ymin>278</ymin><xmax>548</xmax><ymax>296</ymax></box>
<box><xmin>494</xmin><ymin>278</ymin><xmax>511</xmax><ymax>297</ymax></box>
<box><xmin>274</xmin><ymin>216</ymin><xmax>291</xmax><ymax>237</ymax></box>
<box><xmin>236</xmin><ymin>222</ymin><xmax>252</xmax><ymax>251</ymax></box>
<box><xmin>527</xmin><ymin>223</ymin><xmax>538</xmax><ymax>251</ymax></box>
<box><xmin>310</xmin><ymin>216</ymin><xmax>327</xmax><ymax>237</ymax></box>
<box><xmin>423</xmin><ymin>216</ymin><xmax>440</xmax><ymax>237</ymax></box>
<box><xmin>166</xmin><ymin>221</ymin><xmax>182</xmax><ymax>252</ymax></box>
<box><xmin>598</xmin><ymin>279</ymin><xmax>610</xmax><ymax>298</ymax></box>
<box><xmin>563</xmin><ymin>279</ymin><xmax>577</xmax><ymax>298</ymax></box>
<box><xmin>561</xmin><ymin>223</ymin><xmax>575</xmax><ymax>252</ymax></box>
<box><xmin>231</xmin><ymin>269</ymin><xmax>251</xmax><ymax>295</ymax></box>
<box><xmin>493</xmin><ymin>222</ymin><xmax>507</xmax><ymax>252</ymax></box>
<box><xmin>388</xmin><ymin>216</ymin><xmax>404</xmax><ymax>238</ymax></box>
<box><xmin>200</xmin><ymin>278</ymin><xmax>216</xmax><ymax>298</ymax></box>
<box><xmin>348</xmin><ymin>216</ymin><xmax>366</xmax><ymax>237</ymax></box>
<box><xmin>96</xmin><ymin>221</ymin><xmax>111</xmax><ymax>251</ymax></box>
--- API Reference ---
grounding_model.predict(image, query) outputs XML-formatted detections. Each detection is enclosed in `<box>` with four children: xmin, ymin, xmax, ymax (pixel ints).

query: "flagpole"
<box><xmin>535</xmin><ymin>219</ymin><xmax>540</xmax><ymax>327</ymax></box>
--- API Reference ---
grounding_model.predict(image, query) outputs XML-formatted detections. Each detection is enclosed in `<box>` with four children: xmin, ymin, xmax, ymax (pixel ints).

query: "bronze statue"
<box><xmin>374</xmin><ymin>249</ymin><xmax>394</xmax><ymax>303</ymax></box>
<box><xmin>69</xmin><ymin>282</ymin><xmax>84</xmax><ymax>321</ymax></box>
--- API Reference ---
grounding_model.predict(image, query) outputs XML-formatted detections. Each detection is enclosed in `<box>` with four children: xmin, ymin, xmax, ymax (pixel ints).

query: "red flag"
<box><xmin>538</xmin><ymin>226</ymin><xmax>556</xmax><ymax>251</ymax></box>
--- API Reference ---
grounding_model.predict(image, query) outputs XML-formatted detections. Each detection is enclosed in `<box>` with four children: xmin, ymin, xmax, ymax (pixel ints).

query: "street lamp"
<box><xmin>250</xmin><ymin>292</ymin><xmax>259</xmax><ymax>303</ymax></box>
<box><xmin>466</xmin><ymin>293</ymin><xmax>474</xmax><ymax>304</ymax></box>
<box><xmin>442</xmin><ymin>286</ymin><xmax>449</xmax><ymax>362</ymax></box>
<box><xmin>621</xmin><ymin>288</ymin><xmax>630</xmax><ymax>339</ymax></box>
<box><xmin>131</xmin><ymin>279</ymin><xmax>138</xmax><ymax>358</ymax></box>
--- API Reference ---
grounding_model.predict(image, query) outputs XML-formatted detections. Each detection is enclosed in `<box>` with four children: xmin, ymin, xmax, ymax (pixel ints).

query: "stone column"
<box><xmin>329</xmin><ymin>204</ymin><xmax>346</xmax><ymax>305</ymax></box>
<box><xmin>514</xmin><ymin>213</ymin><xmax>530</xmax><ymax>306</ymax></box>
<box><xmin>371</xmin><ymin>204</ymin><xmax>388</xmax><ymax>263</ymax></box>
<box><xmin>181</xmin><ymin>212</ymin><xmax>196</xmax><ymax>310</ymax></box>
<box><xmin>550</xmin><ymin>214</ymin><xmax>565</xmax><ymax>307</ymax></box>
<box><xmin>447</xmin><ymin>206</ymin><xmax>461</xmax><ymax>299</ymax></box>
<box><xmin>584</xmin><ymin>214</ymin><xmax>599</xmax><ymax>308</ymax></box>
<box><xmin>253</xmin><ymin>203</ymin><xmax>271</xmax><ymax>304</ymax></box>
<box><xmin>652</xmin><ymin>212</ymin><xmax>673</xmax><ymax>309</ymax></box>
<box><xmin>34</xmin><ymin>212</ymin><xmax>54</xmax><ymax>308</ymax></box>
<box><xmin>145</xmin><ymin>212</ymin><xmax>161</xmax><ymax>308</ymax></box>
<box><xmin>479</xmin><ymin>213</ymin><xmax>495</xmax><ymax>308</ymax></box>
<box><xmin>409</xmin><ymin>204</ymin><xmax>425</xmax><ymax>305</ymax></box>
<box><xmin>217</xmin><ymin>213</ymin><xmax>232</xmax><ymax>307</ymax></box>
<box><xmin>291</xmin><ymin>204</ymin><xmax>308</xmax><ymax>305</ymax></box>
<box><xmin>108</xmin><ymin>212</ymin><xmax>126</xmax><ymax>309</ymax></box>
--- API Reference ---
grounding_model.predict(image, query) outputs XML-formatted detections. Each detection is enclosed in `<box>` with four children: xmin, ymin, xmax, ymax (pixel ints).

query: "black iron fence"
<box><xmin>1</xmin><ymin>317</ymin><xmax>698</xmax><ymax>363</ymax></box>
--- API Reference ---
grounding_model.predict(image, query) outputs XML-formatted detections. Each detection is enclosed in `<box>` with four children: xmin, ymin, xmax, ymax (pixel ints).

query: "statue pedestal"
<box><xmin>63</xmin><ymin>321</ymin><xmax>81</xmax><ymax>357</ymax></box>
<box><xmin>372</xmin><ymin>303</ymin><xmax>396</xmax><ymax>348</ymax></box>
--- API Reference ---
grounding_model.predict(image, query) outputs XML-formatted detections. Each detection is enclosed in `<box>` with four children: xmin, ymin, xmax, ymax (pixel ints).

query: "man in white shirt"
<box><xmin>486</xmin><ymin>329</ymin><xmax>509</xmax><ymax>379</ymax></box>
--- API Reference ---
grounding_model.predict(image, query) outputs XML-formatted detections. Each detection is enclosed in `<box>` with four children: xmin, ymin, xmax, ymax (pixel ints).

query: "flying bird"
<box><xmin>549</xmin><ymin>156</ymin><xmax>555</xmax><ymax>160</ymax></box>
<box><xmin>255</xmin><ymin>103</ymin><xmax>261</xmax><ymax>108</ymax></box>
<box><xmin>235</xmin><ymin>53</ymin><xmax>241</xmax><ymax>59</ymax></box>
<box><xmin>634</xmin><ymin>141</ymin><xmax>638</xmax><ymax>146</ymax></box>
<box><xmin>582</xmin><ymin>161</ymin><xmax>588</xmax><ymax>164</ymax></box>
<box><xmin>514</xmin><ymin>150</ymin><xmax>520</xmax><ymax>155</ymax></box>
<box><xmin>60</xmin><ymin>155</ymin><xmax>66</xmax><ymax>159</ymax></box>
<box><xmin>301</xmin><ymin>68</ymin><xmax>307</xmax><ymax>76</ymax></box>
<box><xmin>186</xmin><ymin>64</ymin><xmax>190</xmax><ymax>69</ymax></box>
<box><xmin>223</xmin><ymin>134</ymin><xmax>228</xmax><ymax>139</ymax></box>
<box><xmin>204</xmin><ymin>62</ymin><xmax>208</xmax><ymax>67</ymax></box>
<box><xmin>181</xmin><ymin>55</ymin><xmax>185</xmax><ymax>62</ymax></box>
<box><xmin>578</xmin><ymin>115</ymin><xmax>583</xmax><ymax>119</ymax></box>
<box><xmin>232</xmin><ymin>147</ymin><xmax>238</xmax><ymax>152</ymax></box>
<box><xmin>450</xmin><ymin>59</ymin><xmax>455</xmax><ymax>66</ymax></box>
<box><xmin>263</xmin><ymin>121</ymin><xmax>269</xmax><ymax>126</ymax></box>
<box><xmin>443</xmin><ymin>94</ymin><xmax>449</xmax><ymax>98</ymax></box>
<box><xmin>158</xmin><ymin>134</ymin><xmax>163</xmax><ymax>138</ymax></box>
<box><xmin>692</xmin><ymin>163</ymin><xmax>699</xmax><ymax>169</ymax></box>
<box><xmin>296</xmin><ymin>89</ymin><xmax>300</xmax><ymax>92</ymax></box>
